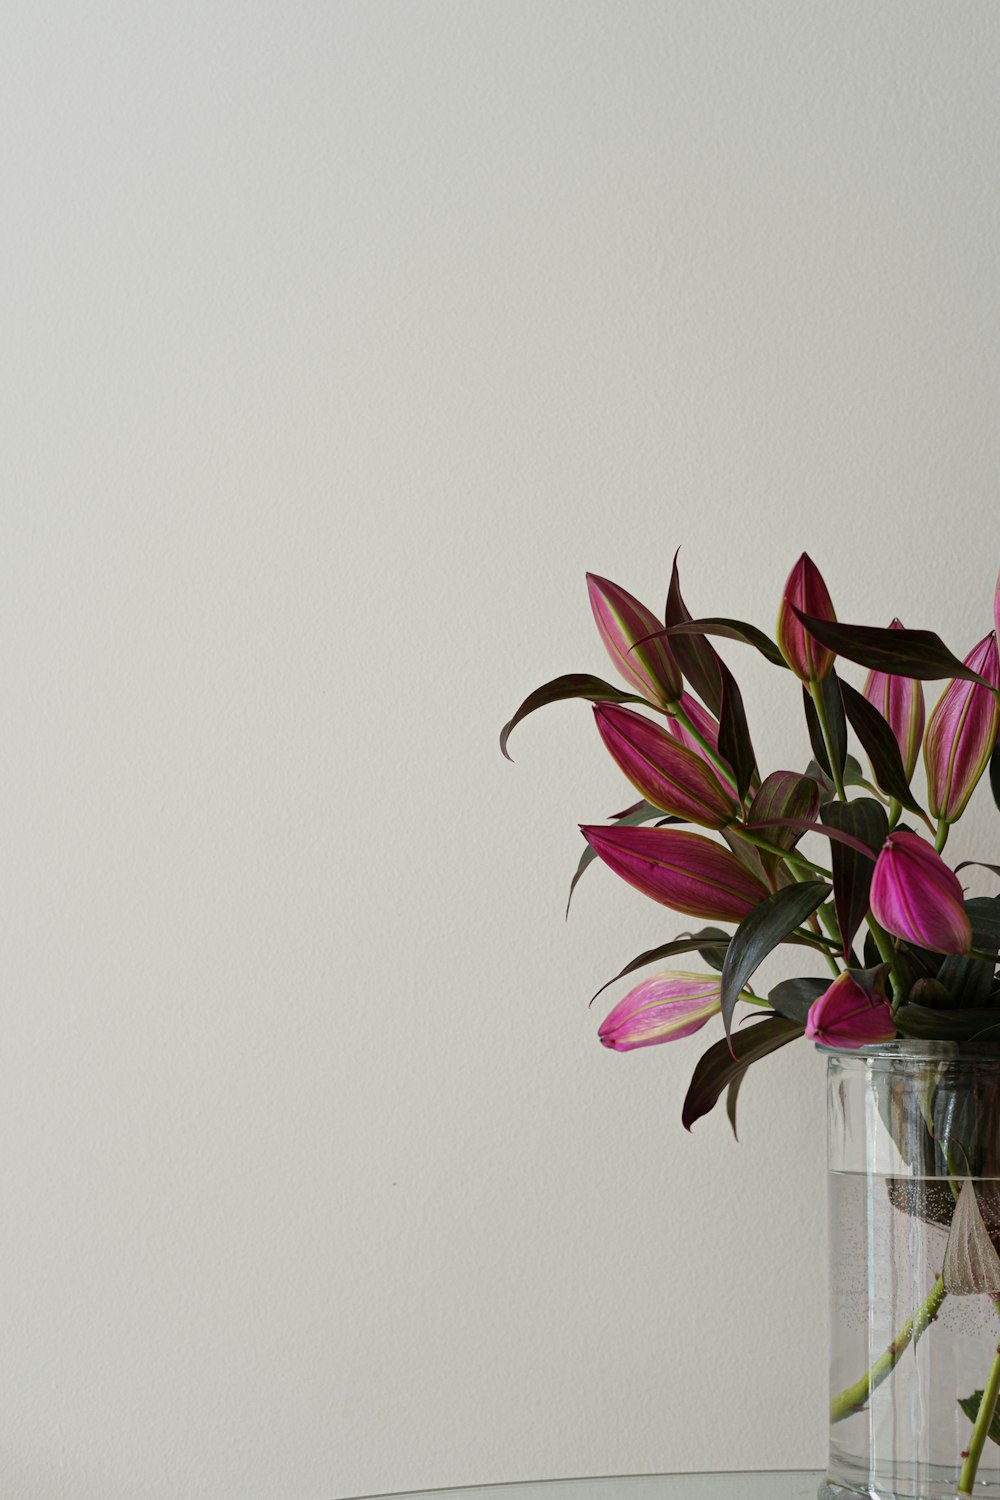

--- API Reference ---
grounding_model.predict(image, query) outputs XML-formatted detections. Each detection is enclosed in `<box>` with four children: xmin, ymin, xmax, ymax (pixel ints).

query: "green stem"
<box><xmin>672</xmin><ymin>701</ymin><xmax>738</xmax><ymax>787</ymax></box>
<box><xmin>829</xmin><ymin>1275</ymin><xmax>947</xmax><ymax>1424</ymax></box>
<box><xmin>887</xmin><ymin>797</ymin><xmax>902</xmax><ymax>832</ymax></box>
<box><xmin>810</xmin><ymin>681</ymin><xmax>847</xmax><ymax>801</ymax></box>
<box><xmin>958</xmin><ymin>1328</ymin><xmax>1000</xmax><ymax>1497</ymax></box>
<box><xmin>935</xmin><ymin>818</ymin><xmax>949</xmax><ymax>854</ymax></box>
<box><xmin>867</xmin><ymin>917</ymin><xmax>907</xmax><ymax>1007</ymax></box>
<box><xmin>733</xmin><ymin>828</ymin><xmax>832</xmax><ymax>880</ymax></box>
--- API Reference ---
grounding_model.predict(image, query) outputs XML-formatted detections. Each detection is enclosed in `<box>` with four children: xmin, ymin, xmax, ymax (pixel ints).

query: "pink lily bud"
<box><xmin>586</xmin><ymin>573</ymin><xmax>682</xmax><ymax>708</ymax></box>
<box><xmin>599</xmin><ymin>971</ymin><xmax>722</xmax><ymax>1051</ymax></box>
<box><xmin>665</xmin><ymin>692</ymin><xmax>739</xmax><ymax>798</ymax></box>
<box><xmin>775</xmin><ymin>553</ymin><xmax>837</xmax><ymax>682</ymax></box>
<box><xmin>804</xmin><ymin>971</ymin><xmax>895</xmax><ymax>1050</ymax></box>
<box><xmin>862</xmin><ymin>620</ymin><xmax>925</xmax><ymax>781</ymax></box>
<box><xmin>869</xmin><ymin>831</ymin><xmax>972</xmax><ymax>955</ymax></box>
<box><xmin>580</xmin><ymin>824</ymin><xmax>770</xmax><ymax>922</ymax></box>
<box><xmin>923</xmin><ymin>632</ymin><xmax>1000</xmax><ymax>823</ymax></box>
<box><xmin>594</xmin><ymin>704</ymin><xmax>738</xmax><ymax>829</ymax></box>
<box><xmin>995</xmin><ymin>566</ymin><xmax>1000</xmax><ymax>643</ymax></box>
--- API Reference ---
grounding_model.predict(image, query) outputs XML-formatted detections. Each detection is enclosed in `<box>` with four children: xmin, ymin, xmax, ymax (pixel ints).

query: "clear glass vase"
<box><xmin>822</xmin><ymin>1042</ymin><xmax>1000</xmax><ymax>1500</ymax></box>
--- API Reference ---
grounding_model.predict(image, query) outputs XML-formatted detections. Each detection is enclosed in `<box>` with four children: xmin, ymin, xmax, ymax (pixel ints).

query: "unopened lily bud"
<box><xmin>580</xmin><ymin>824</ymin><xmax>769</xmax><ymax>922</ymax></box>
<box><xmin>586</xmin><ymin>573</ymin><xmax>682</xmax><ymax>708</ymax></box>
<box><xmin>924</xmin><ymin>632</ymin><xmax>1000</xmax><ymax>823</ymax></box>
<box><xmin>599</xmin><ymin>972</ymin><xmax>721</xmax><ymax>1051</ymax></box>
<box><xmin>862</xmin><ymin>620</ymin><xmax>925</xmax><ymax>781</ymax></box>
<box><xmin>776</xmin><ymin>553</ymin><xmax>837</xmax><ymax>682</ymax></box>
<box><xmin>805</xmin><ymin>970</ymin><xmax>895</xmax><ymax>1050</ymax></box>
<box><xmin>869</xmin><ymin>831</ymin><xmax>972</xmax><ymax>955</ymax></box>
<box><xmin>594</xmin><ymin>704</ymin><xmax>738</xmax><ymax>829</ymax></box>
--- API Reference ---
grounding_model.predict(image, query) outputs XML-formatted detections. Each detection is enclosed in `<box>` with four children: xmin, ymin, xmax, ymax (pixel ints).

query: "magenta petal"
<box><xmin>869</xmin><ymin>831</ymin><xmax>972</xmax><ymax>955</ymax></box>
<box><xmin>923</xmin><ymin>633</ymin><xmax>1000</xmax><ymax>822</ymax></box>
<box><xmin>599</xmin><ymin>972</ymin><xmax>722</xmax><ymax>1051</ymax></box>
<box><xmin>775</xmin><ymin>553</ymin><xmax>837</xmax><ymax>683</ymax></box>
<box><xmin>862</xmin><ymin>620</ymin><xmax>925</xmax><ymax>781</ymax></box>
<box><xmin>805</xmin><ymin>972</ymin><xmax>895</xmax><ymax>1049</ymax></box>
<box><xmin>586</xmin><ymin>573</ymin><xmax>682</xmax><ymax>708</ymax></box>
<box><xmin>580</xmin><ymin>824</ymin><xmax>769</xmax><ymax>922</ymax></box>
<box><xmin>594</xmin><ymin>703</ymin><xmax>737</xmax><ymax>828</ymax></box>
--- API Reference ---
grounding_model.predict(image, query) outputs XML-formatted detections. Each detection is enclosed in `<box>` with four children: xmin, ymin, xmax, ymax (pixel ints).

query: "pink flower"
<box><xmin>776</xmin><ymin>553</ymin><xmax>837</xmax><ymax>682</ymax></box>
<box><xmin>923</xmin><ymin>632</ymin><xmax>1000</xmax><ymax>823</ymax></box>
<box><xmin>862</xmin><ymin>620</ymin><xmax>925</xmax><ymax>781</ymax></box>
<box><xmin>869</xmin><ymin>831</ymin><xmax>972</xmax><ymax>955</ymax></box>
<box><xmin>599</xmin><ymin>972</ymin><xmax>722</xmax><ymax>1051</ymax></box>
<box><xmin>587</xmin><ymin>573</ymin><xmax>682</xmax><ymax>708</ymax></box>
<box><xmin>805</xmin><ymin>971</ymin><xmax>895</xmax><ymax>1049</ymax></box>
<box><xmin>594</xmin><ymin>703</ymin><xmax>737</xmax><ymax>828</ymax></box>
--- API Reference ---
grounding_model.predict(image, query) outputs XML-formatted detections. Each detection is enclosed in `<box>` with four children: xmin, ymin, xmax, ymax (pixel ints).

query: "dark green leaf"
<box><xmin>721</xmin><ymin>881</ymin><xmax>831</xmax><ymax>1041</ymax></box>
<box><xmin>956</xmin><ymin>862</ymin><xmax>1000</xmax><ymax>885</ymax></box>
<box><xmin>658</xmin><ymin>617</ymin><xmax>787</xmax><ymax>668</ymax></box>
<box><xmin>690</xmin><ymin>925</ymin><xmax>731</xmax><ymax>974</ymax></box>
<box><xmin>665</xmin><ymin>551</ymin><xmax>723</xmax><ymax>718</ymax></box>
<box><xmin>717</xmin><ymin>657</ymin><xmax>757</xmax><ymax>803</ymax></box>
<box><xmin>745</xmin><ymin>772</ymin><xmax>822</xmax><ymax>879</ymax></box>
<box><xmin>682</xmin><ymin>1015</ymin><xmax>803</xmax><ymax>1131</ymax></box>
<box><xmin>790</xmin><ymin>611</ymin><xmax>990</xmax><ymax>684</ymax></box>
<box><xmin>894</xmin><ymin>1006</ymin><xmax>1000</xmax><ymax>1041</ymax></box>
<box><xmin>959</xmin><ymin>1391</ymin><xmax>1000</xmax><ymax>1448</ymax></box>
<box><xmin>500</xmin><ymin>673</ymin><xmax>648</xmax><ymax>760</ymax></box>
<box><xmin>566</xmin><ymin>801</ymin><xmax>669</xmax><ymax>917</ymax></box>
<box><xmin>839</xmin><ymin>679</ymin><xmax>925</xmax><ymax>816</ymax></box>
<box><xmin>768</xmin><ymin>976</ymin><xmax>828</xmax><ymax>1025</ymax></box>
<box><xmin>821</xmin><ymin>797</ymin><xmax>889</xmax><ymax>954</ymax></box>
<box><xmin>991</xmin><ymin>742</ymin><xmax>1000</xmax><ymax>815</ymax></box>
<box><xmin>937</xmin><ymin>897</ymin><xmax>1000</xmax><ymax>1007</ymax></box>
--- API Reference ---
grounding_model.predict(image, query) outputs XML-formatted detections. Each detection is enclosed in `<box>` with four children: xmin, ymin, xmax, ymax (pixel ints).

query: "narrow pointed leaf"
<box><xmin>682</xmin><ymin>1015</ymin><xmax>803</xmax><ymax>1130</ymax></box>
<box><xmin>957</xmin><ymin>862</ymin><xmax>1000</xmax><ymax>884</ymax></box>
<box><xmin>840</xmin><ymin>679</ymin><xmax>925</xmax><ymax>815</ymax></box>
<box><xmin>656</xmin><ymin>617</ymin><xmax>787</xmax><ymax>668</ymax></box>
<box><xmin>821</xmin><ymin>797</ymin><xmax>889</xmax><ymax>954</ymax></box>
<box><xmin>720</xmin><ymin>881</ymin><xmax>831</xmax><ymax>1041</ymax></box>
<box><xmin>748</xmin><ymin>816</ymin><xmax>881</xmax><ymax>860</ymax></box>
<box><xmin>802</xmin><ymin>675</ymin><xmax>847</xmax><ymax>784</ymax></box>
<box><xmin>566</xmin><ymin>800</ymin><xmax>670</xmax><ymax>918</ymax></box>
<box><xmin>790</xmin><ymin>611</ymin><xmax>991</xmax><ymax>684</ymax></box>
<box><xmin>501</xmin><ymin>674</ymin><xmax>648</xmax><ymax>760</ymax></box>
<box><xmin>725</xmin><ymin>1076</ymin><xmax>742</xmax><ymax>1141</ymax></box>
<box><xmin>717</xmin><ymin>657</ymin><xmax>757</xmax><ymax>802</ymax></box>
<box><xmin>590</xmin><ymin>932</ymin><xmax>731</xmax><ymax>1003</ymax></box>
<box><xmin>665</xmin><ymin>552</ymin><xmax>723</xmax><ymax>717</ymax></box>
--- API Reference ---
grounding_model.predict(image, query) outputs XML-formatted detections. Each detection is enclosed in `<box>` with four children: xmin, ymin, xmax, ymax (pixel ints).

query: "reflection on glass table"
<box><xmin>349</xmin><ymin>1472</ymin><xmax>825</xmax><ymax>1500</ymax></box>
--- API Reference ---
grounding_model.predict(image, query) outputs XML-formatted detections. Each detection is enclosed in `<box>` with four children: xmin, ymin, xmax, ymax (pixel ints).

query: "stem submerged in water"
<box><xmin>958</xmin><ymin>1331</ymin><xmax>1000</xmax><ymax>1497</ymax></box>
<box><xmin>829</xmin><ymin>1275</ymin><xmax>948</xmax><ymax>1424</ymax></box>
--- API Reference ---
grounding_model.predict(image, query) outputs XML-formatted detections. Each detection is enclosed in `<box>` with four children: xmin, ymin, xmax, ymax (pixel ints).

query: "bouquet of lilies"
<box><xmin>501</xmin><ymin>554</ymin><xmax>1000</xmax><ymax>1134</ymax></box>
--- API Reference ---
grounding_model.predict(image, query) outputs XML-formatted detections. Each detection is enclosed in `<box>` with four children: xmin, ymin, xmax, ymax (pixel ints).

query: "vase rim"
<box><xmin>824</xmin><ymin>1037</ymin><xmax>1000</xmax><ymax>1066</ymax></box>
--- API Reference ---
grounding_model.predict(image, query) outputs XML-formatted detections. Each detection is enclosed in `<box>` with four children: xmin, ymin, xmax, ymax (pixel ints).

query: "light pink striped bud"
<box><xmin>923</xmin><ymin>632</ymin><xmax>1000</xmax><ymax>823</ymax></box>
<box><xmin>586</xmin><ymin>573</ymin><xmax>682</xmax><ymax>708</ymax></box>
<box><xmin>599</xmin><ymin>972</ymin><xmax>722</xmax><ymax>1051</ymax></box>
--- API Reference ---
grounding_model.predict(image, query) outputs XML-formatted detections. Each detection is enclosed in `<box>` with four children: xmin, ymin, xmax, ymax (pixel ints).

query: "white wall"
<box><xmin>4</xmin><ymin>4</ymin><xmax>1000</xmax><ymax>1497</ymax></box>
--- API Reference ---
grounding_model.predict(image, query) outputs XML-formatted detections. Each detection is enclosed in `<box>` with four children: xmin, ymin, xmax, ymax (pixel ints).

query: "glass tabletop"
<box><xmin>349</xmin><ymin>1473</ymin><xmax>824</xmax><ymax>1500</ymax></box>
